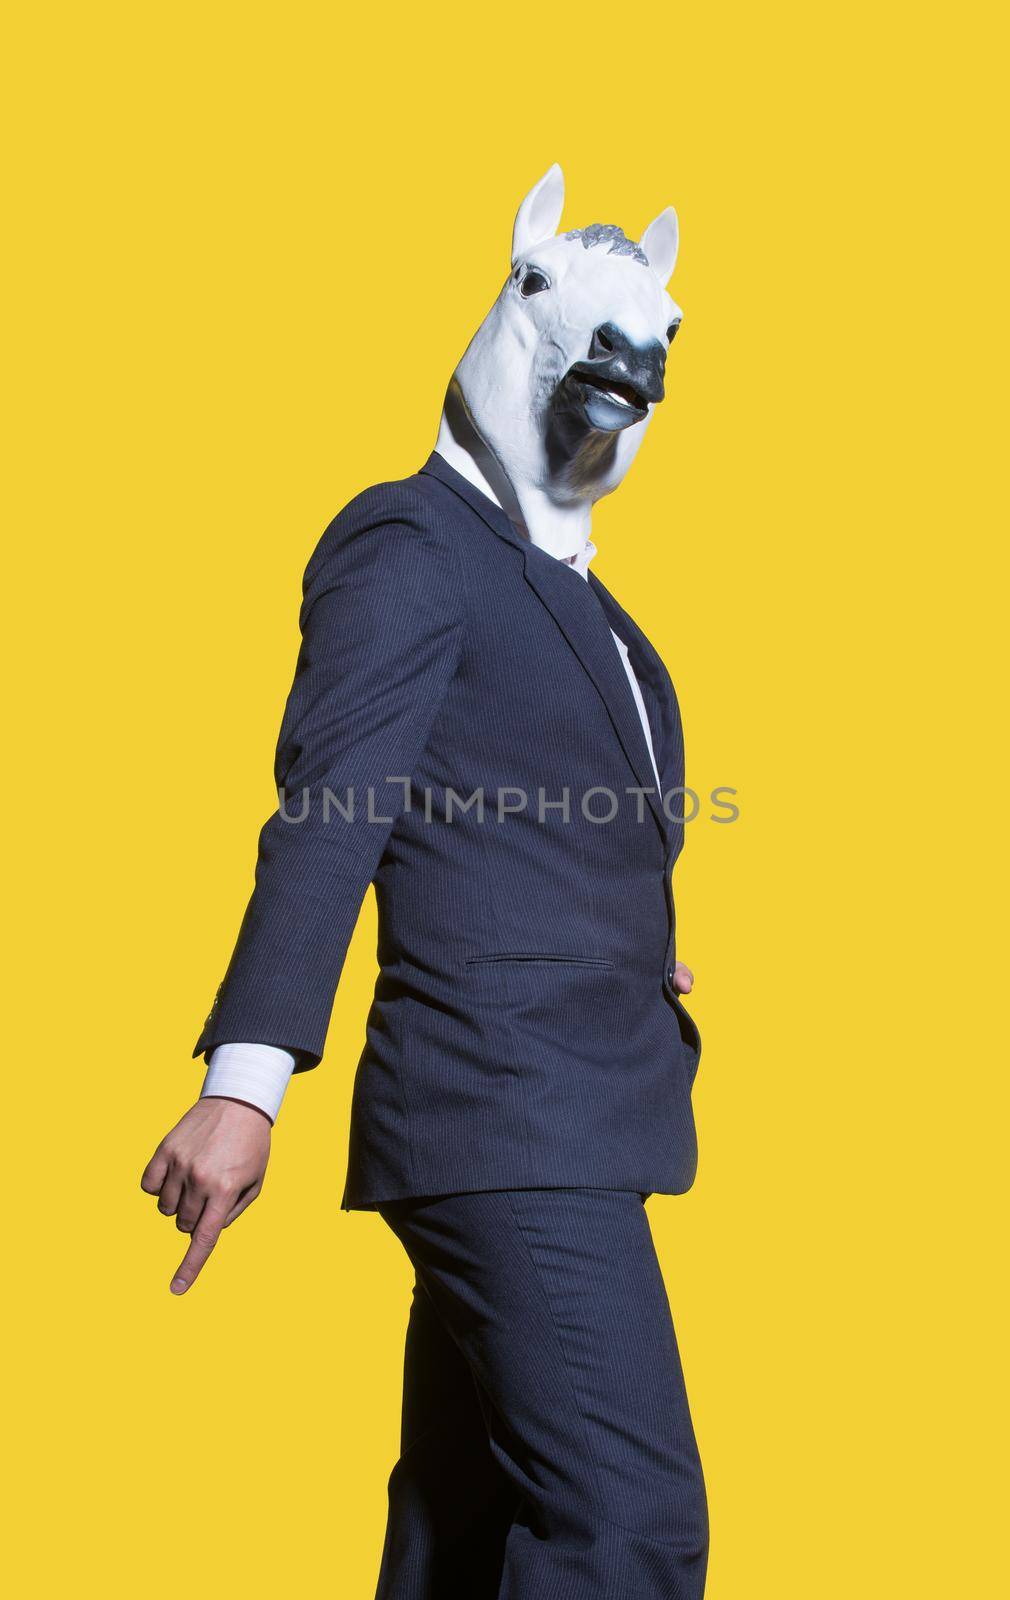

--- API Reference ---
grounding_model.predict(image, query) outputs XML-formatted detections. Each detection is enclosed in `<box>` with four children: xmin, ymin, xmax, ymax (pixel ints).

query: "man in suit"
<box><xmin>142</xmin><ymin>166</ymin><xmax>709</xmax><ymax>1597</ymax></box>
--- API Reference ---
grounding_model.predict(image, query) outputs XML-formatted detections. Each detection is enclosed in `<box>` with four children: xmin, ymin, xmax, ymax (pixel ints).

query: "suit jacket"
<box><xmin>194</xmin><ymin>450</ymin><xmax>702</xmax><ymax>1208</ymax></box>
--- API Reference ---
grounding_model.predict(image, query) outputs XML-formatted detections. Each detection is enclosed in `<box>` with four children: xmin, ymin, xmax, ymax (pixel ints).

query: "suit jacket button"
<box><xmin>666</xmin><ymin>967</ymin><xmax>675</xmax><ymax>985</ymax></box>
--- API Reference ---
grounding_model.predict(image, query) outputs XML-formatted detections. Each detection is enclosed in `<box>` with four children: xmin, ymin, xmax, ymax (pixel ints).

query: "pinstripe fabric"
<box><xmin>376</xmin><ymin>1188</ymin><xmax>708</xmax><ymax>1599</ymax></box>
<box><xmin>194</xmin><ymin>451</ymin><xmax>702</xmax><ymax>1208</ymax></box>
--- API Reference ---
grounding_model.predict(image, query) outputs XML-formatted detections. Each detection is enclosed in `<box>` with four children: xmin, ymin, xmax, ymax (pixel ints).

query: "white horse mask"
<box><xmin>435</xmin><ymin>162</ymin><xmax>682</xmax><ymax>556</ymax></box>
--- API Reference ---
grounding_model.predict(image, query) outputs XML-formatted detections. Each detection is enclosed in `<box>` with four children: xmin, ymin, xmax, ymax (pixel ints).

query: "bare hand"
<box><xmin>672</xmin><ymin>962</ymin><xmax>694</xmax><ymax>994</ymax></box>
<box><xmin>140</xmin><ymin>1097</ymin><xmax>272</xmax><ymax>1295</ymax></box>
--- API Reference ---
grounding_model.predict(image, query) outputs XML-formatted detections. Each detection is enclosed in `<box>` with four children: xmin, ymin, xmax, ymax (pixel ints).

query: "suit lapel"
<box><xmin>522</xmin><ymin>551</ymin><xmax>667</xmax><ymax>840</ymax></box>
<box><xmin>418</xmin><ymin>451</ymin><xmax>670</xmax><ymax>843</ymax></box>
<box><xmin>590</xmin><ymin>575</ymin><xmax>685</xmax><ymax>847</ymax></box>
<box><xmin>419</xmin><ymin>451</ymin><xmax>527</xmax><ymax>552</ymax></box>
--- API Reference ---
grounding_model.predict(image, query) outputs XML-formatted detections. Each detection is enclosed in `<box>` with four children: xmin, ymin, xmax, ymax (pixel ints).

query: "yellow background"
<box><xmin>4</xmin><ymin>3</ymin><xmax>1006</xmax><ymax>1594</ymax></box>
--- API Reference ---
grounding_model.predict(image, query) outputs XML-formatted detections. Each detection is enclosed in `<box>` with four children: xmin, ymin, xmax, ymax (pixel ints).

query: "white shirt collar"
<box><xmin>531</xmin><ymin>530</ymin><xmax>597</xmax><ymax>581</ymax></box>
<box><xmin>566</xmin><ymin>537</ymin><xmax>597</xmax><ymax>580</ymax></box>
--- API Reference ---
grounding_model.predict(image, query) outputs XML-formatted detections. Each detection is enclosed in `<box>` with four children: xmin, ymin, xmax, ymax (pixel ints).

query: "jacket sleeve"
<box><xmin>193</xmin><ymin>491</ymin><xmax>466</xmax><ymax>1068</ymax></box>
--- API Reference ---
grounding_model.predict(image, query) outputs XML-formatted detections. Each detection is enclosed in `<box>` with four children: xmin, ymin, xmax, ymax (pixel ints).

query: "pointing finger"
<box><xmin>170</xmin><ymin>1201</ymin><xmax>229</xmax><ymax>1294</ymax></box>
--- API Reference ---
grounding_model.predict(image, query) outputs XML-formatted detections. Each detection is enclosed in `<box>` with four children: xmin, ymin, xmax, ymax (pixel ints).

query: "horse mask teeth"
<box><xmin>442</xmin><ymin>162</ymin><xmax>683</xmax><ymax>534</ymax></box>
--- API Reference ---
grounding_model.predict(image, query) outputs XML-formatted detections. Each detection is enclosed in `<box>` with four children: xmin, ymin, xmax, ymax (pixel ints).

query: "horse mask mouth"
<box><xmin>556</xmin><ymin>361</ymin><xmax>663</xmax><ymax>432</ymax></box>
<box><xmin>553</xmin><ymin>334</ymin><xmax>667</xmax><ymax>435</ymax></box>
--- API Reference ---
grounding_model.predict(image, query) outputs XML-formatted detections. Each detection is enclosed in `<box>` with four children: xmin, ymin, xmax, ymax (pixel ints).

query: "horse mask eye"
<box><xmin>519</xmin><ymin>267</ymin><xmax>550</xmax><ymax>297</ymax></box>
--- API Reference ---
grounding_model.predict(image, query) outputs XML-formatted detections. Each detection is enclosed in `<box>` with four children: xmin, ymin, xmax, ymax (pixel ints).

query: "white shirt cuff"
<box><xmin>201</xmin><ymin>1042</ymin><xmax>297</xmax><ymax>1124</ymax></box>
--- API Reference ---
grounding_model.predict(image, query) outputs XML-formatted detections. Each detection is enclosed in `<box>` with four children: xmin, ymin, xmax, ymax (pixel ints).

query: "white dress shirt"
<box><xmin>200</xmin><ymin>528</ymin><xmax>660</xmax><ymax>1122</ymax></box>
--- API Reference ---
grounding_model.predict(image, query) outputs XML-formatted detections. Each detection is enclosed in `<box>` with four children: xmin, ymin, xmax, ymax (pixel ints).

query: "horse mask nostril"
<box><xmin>580</xmin><ymin>323</ymin><xmax>667</xmax><ymax>409</ymax></box>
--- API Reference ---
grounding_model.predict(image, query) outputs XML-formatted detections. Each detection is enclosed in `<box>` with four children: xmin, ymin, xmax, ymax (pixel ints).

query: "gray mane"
<box><xmin>562</xmin><ymin>222</ymin><xmax>649</xmax><ymax>267</ymax></box>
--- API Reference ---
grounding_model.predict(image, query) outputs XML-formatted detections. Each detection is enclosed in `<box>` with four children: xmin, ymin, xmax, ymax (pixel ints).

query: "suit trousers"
<box><xmin>374</xmin><ymin>1189</ymin><xmax>708</xmax><ymax>1599</ymax></box>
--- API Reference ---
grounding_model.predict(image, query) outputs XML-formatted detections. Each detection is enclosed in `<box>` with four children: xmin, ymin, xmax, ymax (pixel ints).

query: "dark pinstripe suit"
<box><xmin>195</xmin><ymin>451</ymin><xmax>708</xmax><ymax>1592</ymax></box>
<box><xmin>194</xmin><ymin>451</ymin><xmax>702</xmax><ymax>1210</ymax></box>
<box><xmin>378</xmin><ymin>1189</ymin><xmax>708</xmax><ymax>1598</ymax></box>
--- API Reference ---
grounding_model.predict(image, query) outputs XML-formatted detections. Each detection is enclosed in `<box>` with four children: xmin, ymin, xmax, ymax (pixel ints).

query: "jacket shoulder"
<box><xmin>302</xmin><ymin>471</ymin><xmax>466</xmax><ymax>615</ymax></box>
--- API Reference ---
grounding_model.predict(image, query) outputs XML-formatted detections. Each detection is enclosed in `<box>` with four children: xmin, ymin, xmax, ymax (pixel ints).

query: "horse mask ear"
<box><xmin>511</xmin><ymin>164</ymin><xmax>565</xmax><ymax>266</ymax></box>
<box><xmin>640</xmin><ymin>207</ymin><xmax>679</xmax><ymax>286</ymax></box>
